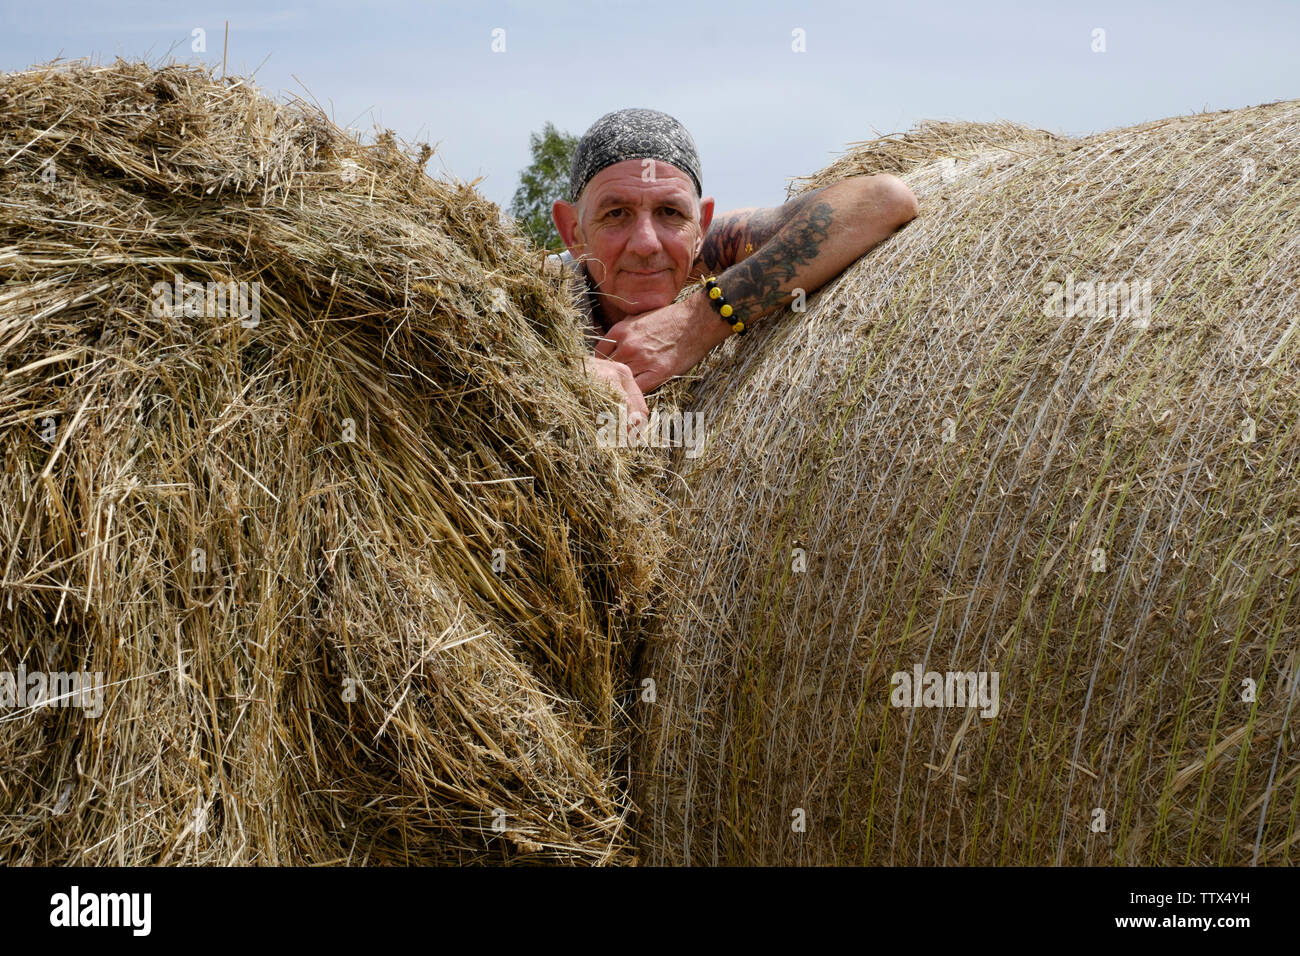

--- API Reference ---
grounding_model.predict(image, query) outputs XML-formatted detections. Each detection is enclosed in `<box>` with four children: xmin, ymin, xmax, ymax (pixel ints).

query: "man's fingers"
<box><xmin>627</xmin><ymin>388</ymin><xmax>650</xmax><ymax>422</ymax></box>
<box><xmin>604</xmin><ymin>342</ymin><xmax>654</xmax><ymax>382</ymax></box>
<box><xmin>583</xmin><ymin>355</ymin><xmax>648</xmax><ymax>421</ymax></box>
<box><xmin>617</xmin><ymin>367</ymin><xmax>650</xmax><ymax>420</ymax></box>
<box><xmin>593</xmin><ymin>334</ymin><xmax>617</xmax><ymax>359</ymax></box>
<box><xmin>633</xmin><ymin>368</ymin><xmax>667</xmax><ymax>394</ymax></box>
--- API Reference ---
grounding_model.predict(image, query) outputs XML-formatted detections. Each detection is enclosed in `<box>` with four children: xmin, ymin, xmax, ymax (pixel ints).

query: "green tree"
<box><xmin>509</xmin><ymin>122</ymin><xmax>578</xmax><ymax>252</ymax></box>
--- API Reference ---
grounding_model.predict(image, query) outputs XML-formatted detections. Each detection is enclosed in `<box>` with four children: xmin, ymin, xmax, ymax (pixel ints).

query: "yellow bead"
<box><xmin>720</xmin><ymin>304</ymin><xmax>733</xmax><ymax>318</ymax></box>
<box><xmin>732</xmin><ymin>321</ymin><xmax>744</xmax><ymax>333</ymax></box>
<box><xmin>709</xmin><ymin>287</ymin><xmax>722</xmax><ymax>299</ymax></box>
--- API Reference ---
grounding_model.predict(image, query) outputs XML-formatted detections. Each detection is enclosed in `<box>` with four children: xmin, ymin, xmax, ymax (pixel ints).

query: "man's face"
<box><xmin>555</xmin><ymin>159</ymin><xmax>713</xmax><ymax>323</ymax></box>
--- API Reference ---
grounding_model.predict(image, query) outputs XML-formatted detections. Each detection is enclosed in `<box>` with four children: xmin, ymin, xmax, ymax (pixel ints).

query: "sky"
<box><xmin>2</xmin><ymin>0</ymin><xmax>1297</xmax><ymax>213</ymax></box>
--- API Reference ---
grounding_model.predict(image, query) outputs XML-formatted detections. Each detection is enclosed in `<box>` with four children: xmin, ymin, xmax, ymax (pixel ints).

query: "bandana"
<box><xmin>569</xmin><ymin>108</ymin><xmax>702</xmax><ymax>203</ymax></box>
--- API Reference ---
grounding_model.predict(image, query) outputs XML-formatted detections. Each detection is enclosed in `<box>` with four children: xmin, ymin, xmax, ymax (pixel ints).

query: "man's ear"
<box><xmin>695</xmin><ymin>196</ymin><xmax>716</xmax><ymax>258</ymax></box>
<box><xmin>552</xmin><ymin>199</ymin><xmax>583</xmax><ymax>252</ymax></box>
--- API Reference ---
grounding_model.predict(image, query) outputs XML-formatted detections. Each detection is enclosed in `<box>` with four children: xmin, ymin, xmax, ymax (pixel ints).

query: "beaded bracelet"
<box><xmin>703</xmin><ymin>276</ymin><xmax>747</xmax><ymax>335</ymax></box>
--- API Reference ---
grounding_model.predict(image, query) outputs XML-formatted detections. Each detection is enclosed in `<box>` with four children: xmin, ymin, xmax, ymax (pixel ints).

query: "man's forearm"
<box><xmin>704</xmin><ymin>175</ymin><xmax>917</xmax><ymax>327</ymax></box>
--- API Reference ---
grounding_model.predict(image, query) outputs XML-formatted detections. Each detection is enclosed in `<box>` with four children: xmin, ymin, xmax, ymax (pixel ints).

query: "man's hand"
<box><xmin>593</xmin><ymin>292</ymin><xmax>731</xmax><ymax>393</ymax></box>
<box><xmin>583</xmin><ymin>355</ymin><xmax>650</xmax><ymax>423</ymax></box>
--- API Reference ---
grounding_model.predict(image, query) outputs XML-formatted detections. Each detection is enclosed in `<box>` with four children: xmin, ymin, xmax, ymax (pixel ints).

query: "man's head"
<box><xmin>553</xmin><ymin>108</ymin><xmax>714</xmax><ymax>327</ymax></box>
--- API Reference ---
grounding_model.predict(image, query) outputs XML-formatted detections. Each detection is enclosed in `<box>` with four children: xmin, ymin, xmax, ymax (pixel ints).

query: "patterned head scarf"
<box><xmin>569</xmin><ymin>108</ymin><xmax>702</xmax><ymax>204</ymax></box>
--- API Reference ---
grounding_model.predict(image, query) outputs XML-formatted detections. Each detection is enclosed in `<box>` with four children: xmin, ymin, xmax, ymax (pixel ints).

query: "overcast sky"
<box><xmin>2</xmin><ymin>0</ymin><xmax>1297</xmax><ymax>212</ymax></box>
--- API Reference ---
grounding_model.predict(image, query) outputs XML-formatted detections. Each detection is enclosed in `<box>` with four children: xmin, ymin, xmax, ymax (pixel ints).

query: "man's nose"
<box><xmin>625</xmin><ymin>211</ymin><xmax>661</xmax><ymax>256</ymax></box>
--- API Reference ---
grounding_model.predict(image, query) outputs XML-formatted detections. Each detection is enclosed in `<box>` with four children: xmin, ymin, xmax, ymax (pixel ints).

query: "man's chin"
<box><xmin>615</xmin><ymin>281</ymin><xmax>676</xmax><ymax>315</ymax></box>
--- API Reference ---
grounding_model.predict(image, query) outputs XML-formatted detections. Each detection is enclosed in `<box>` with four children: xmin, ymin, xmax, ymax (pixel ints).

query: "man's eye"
<box><xmin>662</xmin><ymin>207</ymin><xmax>681</xmax><ymax>217</ymax></box>
<box><xmin>606</xmin><ymin>209</ymin><xmax>624</xmax><ymax>219</ymax></box>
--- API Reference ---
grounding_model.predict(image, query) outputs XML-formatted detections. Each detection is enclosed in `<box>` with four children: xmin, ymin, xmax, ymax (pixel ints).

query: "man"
<box><xmin>551</xmin><ymin>108</ymin><xmax>918</xmax><ymax>421</ymax></box>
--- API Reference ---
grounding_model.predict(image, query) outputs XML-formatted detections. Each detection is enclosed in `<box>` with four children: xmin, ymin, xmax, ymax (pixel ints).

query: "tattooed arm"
<box><xmin>690</xmin><ymin>174</ymin><xmax>918</xmax><ymax>317</ymax></box>
<box><xmin>597</xmin><ymin>173</ymin><xmax>918</xmax><ymax>391</ymax></box>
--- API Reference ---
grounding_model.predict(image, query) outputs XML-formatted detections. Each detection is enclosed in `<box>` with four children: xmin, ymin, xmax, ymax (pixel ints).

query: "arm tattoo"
<box><xmin>694</xmin><ymin>186</ymin><xmax>831</xmax><ymax>275</ymax></box>
<box><xmin>720</xmin><ymin>200</ymin><xmax>834</xmax><ymax>315</ymax></box>
<box><xmin>695</xmin><ymin>211</ymin><xmax>751</xmax><ymax>275</ymax></box>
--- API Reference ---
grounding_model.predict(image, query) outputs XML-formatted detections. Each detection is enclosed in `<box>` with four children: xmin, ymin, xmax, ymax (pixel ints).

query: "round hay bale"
<box><xmin>638</xmin><ymin>101</ymin><xmax>1300</xmax><ymax>865</ymax></box>
<box><xmin>0</xmin><ymin>61</ymin><xmax>662</xmax><ymax>865</ymax></box>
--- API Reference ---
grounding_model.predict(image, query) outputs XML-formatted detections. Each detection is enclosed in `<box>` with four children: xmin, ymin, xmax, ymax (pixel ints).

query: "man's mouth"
<box><xmin>625</xmin><ymin>269</ymin><xmax>668</xmax><ymax>276</ymax></box>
